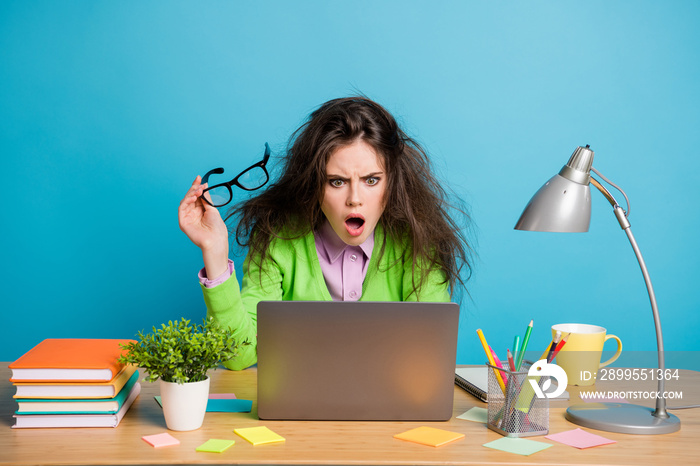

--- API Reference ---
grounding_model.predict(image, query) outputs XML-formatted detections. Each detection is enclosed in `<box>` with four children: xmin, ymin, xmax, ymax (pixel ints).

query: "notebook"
<box><xmin>455</xmin><ymin>367</ymin><xmax>488</xmax><ymax>402</ymax></box>
<box><xmin>257</xmin><ymin>301</ymin><xmax>459</xmax><ymax>421</ymax></box>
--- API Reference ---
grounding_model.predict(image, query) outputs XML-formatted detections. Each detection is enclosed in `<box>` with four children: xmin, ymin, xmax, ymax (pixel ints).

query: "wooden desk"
<box><xmin>2</xmin><ymin>364</ymin><xmax>698</xmax><ymax>465</ymax></box>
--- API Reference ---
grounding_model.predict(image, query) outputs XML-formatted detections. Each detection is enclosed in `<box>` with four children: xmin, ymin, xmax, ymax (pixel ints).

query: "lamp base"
<box><xmin>565</xmin><ymin>403</ymin><xmax>680</xmax><ymax>435</ymax></box>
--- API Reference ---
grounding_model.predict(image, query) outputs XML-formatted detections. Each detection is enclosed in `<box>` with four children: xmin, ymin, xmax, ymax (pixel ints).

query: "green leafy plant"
<box><xmin>119</xmin><ymin>317</ymin><xmax>247</xmax><ymax>384</ymax></box>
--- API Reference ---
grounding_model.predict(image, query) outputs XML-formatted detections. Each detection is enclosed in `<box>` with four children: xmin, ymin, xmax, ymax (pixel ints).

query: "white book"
<box><xmin>12</xmin><ymin>383</ymin><xmax>140</xmax><ymax>428</ymax></box>
<box><xmin>13</xmin><ymin>366</ymin><xmax>138</xmax><ymax>399</ymax></box>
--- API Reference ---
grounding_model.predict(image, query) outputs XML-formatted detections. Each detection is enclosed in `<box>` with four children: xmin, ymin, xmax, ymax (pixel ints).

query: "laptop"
<box><xmin>256</xmin><ymin>301</ymin><xmax>459</xmax><ymax>421</ymax></box>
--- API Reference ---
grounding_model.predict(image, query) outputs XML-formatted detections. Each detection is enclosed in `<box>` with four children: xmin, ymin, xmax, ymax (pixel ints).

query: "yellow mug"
<box><xmin>552</xmin><ymin>323</ymin><xmax>622</xmax><ymax>386</ymax></box>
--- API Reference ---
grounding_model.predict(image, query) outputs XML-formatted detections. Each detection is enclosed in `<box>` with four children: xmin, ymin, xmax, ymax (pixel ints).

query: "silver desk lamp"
<box><xmin>514</xmin><ymin>145</ymin><xmax>680</xmax><ymax>434</ymax></box>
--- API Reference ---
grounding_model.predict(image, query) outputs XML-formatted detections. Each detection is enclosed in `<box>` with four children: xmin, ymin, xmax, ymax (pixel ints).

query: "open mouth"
<box><xmin>344</xmin><ymin>215</ymin><xmax>366</xmax><ymax>236</ymax></box>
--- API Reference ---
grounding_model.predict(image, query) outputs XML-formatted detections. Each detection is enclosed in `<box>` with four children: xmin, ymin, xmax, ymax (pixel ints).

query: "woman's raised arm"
<box><xmin>178</xmin><ymin>175</ymin><xmax>230</xmax><ymax>279</ymax></box>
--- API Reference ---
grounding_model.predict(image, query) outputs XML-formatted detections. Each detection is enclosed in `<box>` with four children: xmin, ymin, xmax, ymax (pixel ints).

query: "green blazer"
<box><xmin>201</xmin><ymin>225</ymin><xmax>450</xmax><ymax>370</ymax></box>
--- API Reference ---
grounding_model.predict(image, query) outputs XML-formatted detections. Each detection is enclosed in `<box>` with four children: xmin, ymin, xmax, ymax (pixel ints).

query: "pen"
<box><xmin>547</xmin><ymin>330</ymin><xmax>562</xmax><ymax>362</ymax></box>
<box><xmin>540</xmin><ymin>330</ymin><xmax>561</xmax><ymax>362</ymax></box>
<box><xmin>515</xmin><ymin>320</ymin><xmax>533</xmax><ymax>371</ymax></box>
<box><xmin>539</xmin><ymin>344</ymin><xmax>551</xmax><ymax>362</ymax></box>
<box><xmin>512</xmin><ymin>335</ymin><xmax>521</xmax><ymax>368</ymax></box>
<box><xmin>477</xmin><ymin>329</ymin><xmax>506</xmax><ymax>393</ymax></box>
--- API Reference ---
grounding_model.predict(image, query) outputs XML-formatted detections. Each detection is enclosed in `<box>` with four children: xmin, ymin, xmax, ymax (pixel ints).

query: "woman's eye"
<box><xmin>330</xmin><ymin>179</ymin><xmax>345</xmax><ymax>187</ymax></box>
<box><xmin>366</xmin><ymin>177</ymin><xmax>379</xmax><ymax>186</ymax></box>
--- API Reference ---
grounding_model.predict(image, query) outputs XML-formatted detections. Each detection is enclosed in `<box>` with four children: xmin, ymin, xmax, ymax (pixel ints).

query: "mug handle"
<box><xmin>599</xmin><ymin>334</ymin><xmax>623</xmax><ymax>368</ymax></box>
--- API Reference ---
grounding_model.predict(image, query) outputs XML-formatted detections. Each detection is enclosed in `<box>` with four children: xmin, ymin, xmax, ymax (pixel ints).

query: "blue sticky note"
<box><xmin>206</xmin><ymin>399</ymin><xmax>253</xmax><ymax>413</ymax></box>
<box><xmin>483</xmin><ymin>437</ymin><xmax>553</xmax><ymax>456</ymax></box>
<box><xmin>155</xmin><ymin>397</ymin><xmax>252</xmax><ymax>413</ymax></box>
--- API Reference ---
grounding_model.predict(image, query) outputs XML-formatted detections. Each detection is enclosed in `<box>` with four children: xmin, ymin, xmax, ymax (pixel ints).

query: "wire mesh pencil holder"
<box><xmin>486</xmin><ymin>361</ymin><xmax>549</xmax><ymax>438</ymax></box>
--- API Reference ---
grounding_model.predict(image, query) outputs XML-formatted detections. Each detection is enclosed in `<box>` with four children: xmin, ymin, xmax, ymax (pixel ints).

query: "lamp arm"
<box><xmin>589</xmin><ymin>177</ymin><xmax>621</xmax><ymax>210</ymax></box>
<box><xmin>590</xmin><ymin>177</ymin><xmax>670</xmax><ymax>419</ymax></box>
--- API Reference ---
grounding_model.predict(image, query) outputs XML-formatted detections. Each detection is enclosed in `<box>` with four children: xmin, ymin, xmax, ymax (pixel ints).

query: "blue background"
<box><xmin>2</xmin><ymin>1</ymin><xmax>699</xmax><ymax>366</ymax></box>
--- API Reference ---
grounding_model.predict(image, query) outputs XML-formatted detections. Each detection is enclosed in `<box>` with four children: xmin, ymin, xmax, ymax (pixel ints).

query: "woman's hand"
<box><xmin>178</xmin><ymin>176</ymin><xmax>230</xmax><ymax>278</ymax></box>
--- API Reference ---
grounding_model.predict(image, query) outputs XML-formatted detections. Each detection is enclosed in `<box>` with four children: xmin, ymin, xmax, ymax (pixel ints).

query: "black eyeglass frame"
<box><xmin>200</xmin><ymin>143</ymin><xmax>271</xmax><ymax>207</ymax></box>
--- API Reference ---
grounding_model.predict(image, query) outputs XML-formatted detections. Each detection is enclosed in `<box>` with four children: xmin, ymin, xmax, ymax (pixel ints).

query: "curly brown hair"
<box><xmin>226</xmin><ymin>96</ymin><xmax>473</xmax><ymax>297</ymax></box>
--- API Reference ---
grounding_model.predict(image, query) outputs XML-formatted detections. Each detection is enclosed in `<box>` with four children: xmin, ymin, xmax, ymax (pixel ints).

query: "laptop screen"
<box><xmin>257</xmin><ymin>301</ymin><xmax>459</xmax><ymax>421</ymax></box>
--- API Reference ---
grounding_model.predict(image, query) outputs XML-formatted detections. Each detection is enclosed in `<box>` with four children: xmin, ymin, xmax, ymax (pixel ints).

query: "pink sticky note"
<box><xmin>142</xmin><ymin>432</ymin><xmax>181</xmax><ymax>448</ymax></box>
<box><xmin>545</xmin><ymin>428</ymin><xmax>616</xmax><ymax>449</ymax></box>
<box><xmin>209</xmin><ymin>393</ymin><xmax>237</xmax><ymax>399</ymax></box>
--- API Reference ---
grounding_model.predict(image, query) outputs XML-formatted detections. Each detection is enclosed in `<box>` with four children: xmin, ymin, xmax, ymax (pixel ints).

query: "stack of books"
<box><xmin>8</xmin><ymin>338</ymin><xmax>141</xmax><ymax>428</ymax></box>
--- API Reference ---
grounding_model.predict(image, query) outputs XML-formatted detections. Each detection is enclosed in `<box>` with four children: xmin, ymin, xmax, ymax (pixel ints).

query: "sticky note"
<box><xmin>206</xmin><ymin>399</ymin><xmax>253</xmax><ymax>412</ymax></box>
<box><xmin>209</xmin><ymin>393</ymin><xmax>237</xmax><ymax>399</ymax></box>
<box><xmin>155</xmin><ymin>395</ymin><xmax>245</xmax><ymax>408</ymax></box>
<box><xmin>545</xmin><ymin>428</ymin><xmax>616</xmax><ymax>449</ymax></box>
<box><xmin>393</xmin><ymin>426</ymin><xmax>465</xmax><ymax>447</ymax></box>
<box><xmin>195</xmin><ymin>439</ymin><xmax>235</xmax><ymax>453</ymax></box>
<box><xmin>234</xmin><ymin>426</ymin><xmax>286</xmax><ymax>445</ymax></box>
<box><xmin>482</xmin><ymin>437</ymin><xmax>553</xmax><ymax>456</ymax></box>
<box><xmin>456</xmin><ymin>407</ymin><xmax>488</xmax><ymax>423</ymax></box>
<box><xmin>142</xmin><ymin>432</ymin><xmax>180</xmax><ymax>448</ymax></box>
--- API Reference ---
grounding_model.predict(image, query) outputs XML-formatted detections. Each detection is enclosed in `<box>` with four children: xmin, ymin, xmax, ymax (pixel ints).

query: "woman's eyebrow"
<box><xmin>326</xmin><ymin>171</ymin><xmax>384</xmax><ymax>179</ymax></box>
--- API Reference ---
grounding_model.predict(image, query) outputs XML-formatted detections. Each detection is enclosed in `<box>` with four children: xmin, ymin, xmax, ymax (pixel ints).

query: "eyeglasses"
<box><xmin>200</xmin><ymin>143</ymin><xmax>271</xmax><ymax>207</ymax></box>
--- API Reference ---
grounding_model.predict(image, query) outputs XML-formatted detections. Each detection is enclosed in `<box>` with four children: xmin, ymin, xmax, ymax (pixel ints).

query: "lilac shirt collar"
<box><xmin>315</xmin><ymin>220</ymin><xmax>374</xmax><ymax>301</ymax></box>
<box><xmin>316</xmin><ymin>220</ymin><xmax>374</xmax><ymax>263</ymax></box>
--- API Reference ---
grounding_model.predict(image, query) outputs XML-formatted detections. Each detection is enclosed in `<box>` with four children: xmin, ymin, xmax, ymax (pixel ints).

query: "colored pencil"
<box><xmin>507</xmin><ymin>349</ymin><xmax>516</xmax><ymax>372</ymax></box>
<box><xmin>515</xmin><ymin>320</ymin><xmax>533</xmax><ymax>371</ymax></box>
<box><xmin>550</xmin><ymin>333</ymin><xmax>570</xmax><ymax>362</ymax></box>
<box><xmin>476</xmin><ymin>329</ymin><xmax>506</xmax><ymax>393</ymax></box>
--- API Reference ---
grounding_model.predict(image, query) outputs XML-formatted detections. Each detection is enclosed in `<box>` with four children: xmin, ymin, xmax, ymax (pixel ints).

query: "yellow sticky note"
<box><xmin>195</xmin><ymin>439</ymin><xmax>235</xmax><ymax>453</ymax></box>
<box><xmin>394</xmin><ymin>426</ymin><xmax>465</xmax><ymax>447</ymax></box>
<box><xmin>234</xmin><ymin>426</ymin><xmax>286</xmax><ymax>445</ymax></box>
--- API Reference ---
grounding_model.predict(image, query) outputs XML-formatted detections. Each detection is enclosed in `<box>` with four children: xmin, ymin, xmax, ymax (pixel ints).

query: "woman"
<box><xmin>179</xmin><ymin>96</ymin><xmax>473</xmax><ymax>370</ymax></box>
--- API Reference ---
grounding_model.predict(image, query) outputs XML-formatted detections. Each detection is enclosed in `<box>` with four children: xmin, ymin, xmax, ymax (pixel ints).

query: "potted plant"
<box><xmin>119</xmin><ymin>317</ymin><xmax>246</xmax><ymax>431</ymax></box>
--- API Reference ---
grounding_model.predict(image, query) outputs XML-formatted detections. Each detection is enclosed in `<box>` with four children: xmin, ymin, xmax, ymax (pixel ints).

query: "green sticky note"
<box><xmin>195</xmin><ymin>439</ymin><xmax>235</xmax><ymax>453</ymax></box>
<box><xmin>483</xmin><ymin>437</ymin><xmax>553</xmax><ymax>456</ymax></box>
<box><xmin>456</xmin><ymin>407</ymin><xmax>488</xmax><ymax>423</ymax></box>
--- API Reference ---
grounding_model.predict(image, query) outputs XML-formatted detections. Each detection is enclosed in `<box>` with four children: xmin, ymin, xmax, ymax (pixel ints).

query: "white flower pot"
<box><xmin>159</xmin><ymin>377</ymin><xmax>210</xmax><ymax>431</ymax></box>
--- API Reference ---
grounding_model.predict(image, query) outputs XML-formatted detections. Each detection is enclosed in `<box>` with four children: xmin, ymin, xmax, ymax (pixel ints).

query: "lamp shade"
<box><xmin>514</xmin><ymin>146</ymin><xmax>594</xmax><ymax>232</ymax></box>
<box><xmin>514</xmin><ymin>174</ymin><xmax>591</xmax><ymax>232</ymax></box>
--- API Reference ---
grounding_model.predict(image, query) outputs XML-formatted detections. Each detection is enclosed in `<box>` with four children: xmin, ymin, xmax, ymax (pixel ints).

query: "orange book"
<box><xmin>9</xmin><ymin>339</ymin><xmax>135</xmax><ymax>383</ymax></box>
